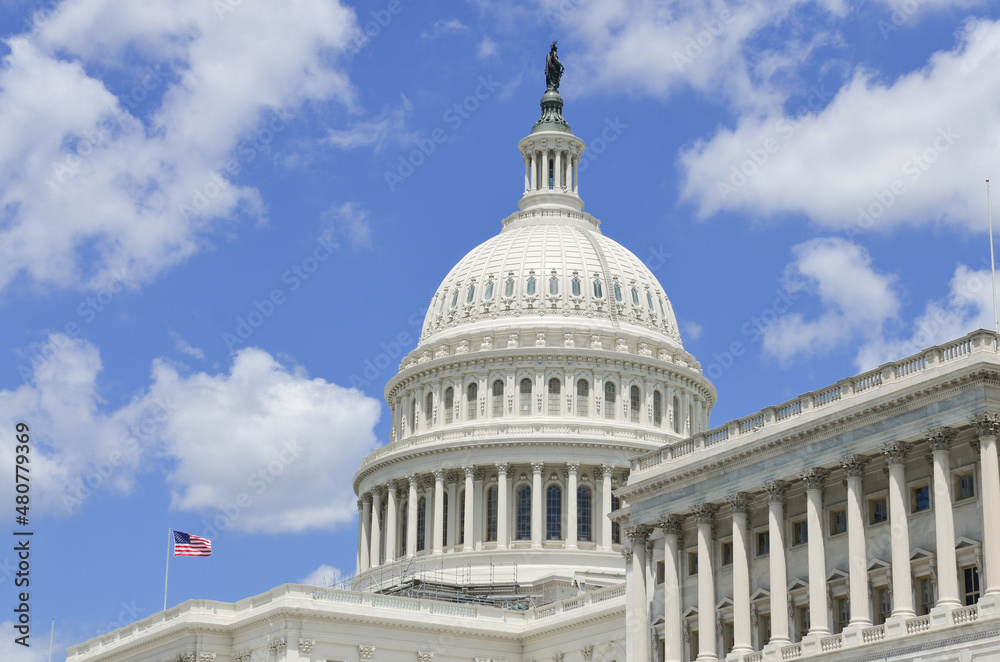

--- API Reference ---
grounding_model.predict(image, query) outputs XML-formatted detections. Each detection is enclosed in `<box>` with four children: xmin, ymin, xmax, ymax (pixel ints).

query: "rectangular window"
<box><xmin>792</xmin><ymin>519</ymin><xmax>808</xmax><ymax>546</ymax></box>
<box><xmin>955</xmin><ymin>471</ymin><xmax>976</xmax><ymax>501</ymax></box>
<box><xmin>756</xmin><ymin>531</ymin><xmax>770</xmax><ymax>556</ymax></box>
<box><xmin>869</xmin><ymin>496</ymin><xmax>888</xmax><ymax>525</ymax></box>
<box><xmin>688</xmin><ymin>551</ymin><xmax>698</xmax><ymax>576</ymax></box>
<box><xmin>835</xmin><ymin>597</ymin><xmax>850</xmax><ymax>633</ymax></box>
<box><xmin>918</xmin><ymin>577</ymin><xmax>934</xmax><ymax>615</ymax></box>
<box><xmin>759</xmin><ymin>614</ymin><xmax>771</xmax><ymax>647</ymax></box>
<box><xmin>797</xmin><ymin>605</ymin><xmax>811</xmax><ymax>637</ymax></box>
<box><xmin>829</xmin><ymin>508</ymin><xmax>847</xmax><ymax>536</ymax></box>
<box><xmin>875</xmin><ymin>587</ymin><xmax>891</xmax><ymax>625</ymax></box>
<box><xmin>720</xmin><ymin>541</ymin><xmax>733</xmax><ymax>566</ymax></box>
<box><xmin>911</xmin><ymin>484</ymin><xmax>930</xmax><ymax>513</ymax></box>
<box><xmin>656</xmin><ymin>560</ymin><xmax>665</xmax><ymax>584</ymax></box>
<box><xmin>723</xmin><ymin>622</ymin><xmax>734</xmax><ymax>655</ymax></box>
<box><xmin>963</xmin><ymin>565</ymin><xmax>981</xmax><ymax>605</ymax></box>
<box><xmin>689</xmin><ymin>629</ymin><xmax>699</xmax><ymax>662</ymax></box>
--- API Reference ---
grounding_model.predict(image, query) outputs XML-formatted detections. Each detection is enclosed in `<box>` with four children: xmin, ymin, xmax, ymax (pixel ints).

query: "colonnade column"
<box><xmin>554</xmin><ymin>149</ymin><xmax>562</xmax><ymax>190</ymax></box>
<box><xmin>463</xmin><ymin>466</ymin><xmax>475</xmax><ymax>551</ymax></box>
<box><xmin>972</xmin><ymin>413</ymin><xmax>1000</xmax><ymax>597</ymax></box>
<box><xmin>407</xmin><ymin>474</ymin><xmax>418</xmax><ymax>558</ymax></box>
<box><xmin>627</xmin><ymin>525</ymin><xmax>652</xmax><ymax>662</ymax></box>
<box><xmin>357</xmin><ymin>498</ymin><xmax>368</xmax><ymax>573</ymax></box>
<box><xmin>385</xmin><ymin>480</ymin><xmax>397</xmax><ymax>564</ymax></box>
<box><xmin>840</xmin><ymin>455</ymin><xmax>872</xmax><ymax>630</ymax></box>
<box><xmin>432</xmin><ymin>470</ymin><xmax>444</xmax><ymax>554</ymax></box>
<box><xmin>567</xmin><ymin>463</ymin><xmax>579</xmax><ymax>549</ymax></box>
<box><xmin>882</xmin><ymin>442</ymin><xmax>915</xmax><ymax>620</ymax></box>
<box><xmin>725</xmin><ymin>493</ymin><xmax>752</xmax><ymax>655</ymax></box>
<box><xmin>800</xmin><ymin>468</ymin><xmax>831</xmax><ymax>638</ymax></box>
<box><xmin>523</xmin><ymin>153</ymin><xmax>530</xmax><ymax>192</ymax></box>
<box><xmin>659</xmin><ymin>515</ymin><xmax>683</xmax><ymax>662</ymax></box>
<box><xmin>370</xmin><ymin>487</ymin><xmax>383</xmax><ymax>568</ymax></box>
<box><xmin>601</xmin><ymin>465</ymin><xmax>614</xmax><ymax>550</ymax></box>
<box><xmin>572</xmin><ymin>154</ymin><xmax>579</xmax><ymax>192</ymax></box>
<box><xmin>531</xmin><ymin>462</ymin><xmax>544</xmax><ymax>548</ymax></box>
<box><xmin>692</xmin><ymin>504</ymin><xmax>718</xmax><ymax>661</ymax></box>
<box><xmin>446</xmin><ymin>472</ymin><xmax>458</xmax><ymax>551</ymax></box>
<box><xmin>926</xmin><ymin>428</ymin><xmax>961</xmax><ymax>609</ymax></box>
<box><xmin>497</xmin><ymin>463</ymin><xmax>509</xmax><ymax>549</ymax></box>
<box><xmin>764</xmin><ymin>480</ymin><xmax>790</xmax><ymax>647</ymax></box>
<box><xmin>360</xmin><ymin>494</ymin><xmax>372</xmax><ymax>571</ymax></box>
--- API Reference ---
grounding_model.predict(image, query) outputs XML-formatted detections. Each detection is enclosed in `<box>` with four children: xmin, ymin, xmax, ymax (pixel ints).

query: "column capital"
<box><xmin>972</xmin><ymin>411</ymin><xmax>1000</xmax><ymax>438</ymax></box>
<box><xmin>463</xmin><ymin>465</ymin><xmax>475</xmax><ymax>477</ymax></box>
<box><xmin>386</xmin><ymin>478</ymin><xmax>397</xmax><ymax>491</ymax></box>
<box><xmin>408</xmin><ymin>473</ymin><xmax>420</xmax><ymax>487</ymax></box>
<box><xmin>799</xmin><ymin>467</ymin><xmax>829</xmax><ymax>490</ymax></box>
<box><xmin>495</xmin><ymin>462</ymin><xmax>510</xmax><ymax>475</ymax></box>
<box><xmin>446</xmin><ymin>470</ymin><xmax>460</xmax><ymax>484</ymax></box>
<box><xmin>566</xmin><ymin>462</ymin><xmax>580</xmax><ymax>473</ymax></box>
<box><xmin>531</xmin><ymin>461</ymin><xmax>544</xmax><ymax>473</ymax></box>
<box><xmin>371</xmin><ymin>485</ymin><xmax>386</xmax><ymax>499</ymax></box>
<box><xmin>433</xmin><ymin>468</ymin><xmax>445</xmax><ymax>481</ymax></box>
<box><xmin>474</xmin><ymin>468</ymin><xmax>486</xmax><ymax>481</ymax></box>
<box><xmin>361</xmin><ymin>492</ymin><xmax>373</xmax><ymax>504</ymax></box>
<box><xmin>657</xmin><ymin>514</ymin><xmax>683</xmax><ymax>535</ymax></box>
<box><xmin>725</xmin><ymin>492</ymin><xmax>752</xmax><ymax>514</ymax></box>
<box><xmin>839</xmin><ymin>454</ymin><xmax>868</xmax><ymax>478</ymax></box>
<box><xmin>762</xmin><ymin>479</ymin><xmax>789</xmax><ymax>502</ymax></box>
<box><xmin>691</xmin><ymin>503</ymin><xmax>719</xmax><ymax>524</ymax></box>
<box><xmin>926</xmin><ymin>426</ymin><xmax>958</xmax><ymax>451</ymax></box>
<box><xmin>880</xmin><ymin>441</ymin><xmax>912</xmax><ymax>466</ymax></box>
<box><xmin>625</xmin><ymin>524</ymin><xmax>653</xmax><ymax>545</ymax></box>
<box><xmin>601</xmin><ymin>464</ymin><xmax>615</xmax><ymax>477</ymax></box>
<box><xmin>357</xmin><ymin>498</ymin><xmax>364</xmax><ymax>511</ymax></box>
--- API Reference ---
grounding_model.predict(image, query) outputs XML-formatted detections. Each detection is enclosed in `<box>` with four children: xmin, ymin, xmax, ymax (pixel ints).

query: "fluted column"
<box><xmin>446</xmin><ymin>472</ymin><xmax>458</xmax><ymax>551</ymax></box>
<box><xmin>659</xmin><ymin>515</ymin><xmax>683</xmax><ymax>662</ymax></box>
<box><xmin>926</xmin><ymin>428</ymin><xmax>961</xmax><ymax>608</ymax></box>
<box><xmin>841</xmin><ymin>455</ymin><xmax>871</xmax><ymax>629</ymax></box>
<box><xmin>531</xmin><ymin>462</ymin><xmax>544</xmax><ymax>548</ymax></box>
<box><xmin>726</xmin><ymin>493</ymin><xmax>753</xmax><ymax>654</ymax></box>
<box><xmin>407</xmin><ymin>474</ymin><xmax>418</xmax><ymax>558</ymax></box>
<box><xmin>385</xmin><ymin>481</ymin><xmax>398</xmax><ymax>564</ymax></box>
<box><xmin>497</xmin><ymin>463</ymin><xmax>509</xmax><ymax>549</ymax></box>
<box><xmin>360</xmin><ymin>494</ymin><xmax>372</xmax><ymax>572</ymax></box>
<box><xmin>567</xmin><ymin>463</ymin><xmax>579</xmax><ymax>549</ymax></box>
<box><xmin>370</xmin><ymin>486</ymin><xmax>383</xmax><ymax>568</ymax></box>
<box><xmin>800</xmin><ymin>468</ymin><xmax>830</xmax><ymax>638</ymax></box>
<box><xmin>972</xmin><ymin>413</ymin><xmax>1000</xmax><ymax>596</ymax></box>
<box><xmin>882</xmin><ymin>441</ymin><xmax>915</xmax><ymax>618</ymax></box>
<box><xmin>463</xmin><ymin>466</ymin><xmax>475</xmax><ymax>551</ymax></box>
<box><xmin>627</xmin><ymin>525</ymin><xmax>653</xmax><ymax>662</ymax></box>
<box><xmin>764</xmin><ymin>480</ymin><xmax>790</xmax><ymax>646</ymax></box>
<box><xmin>523</xmin><ymin>153</ymin><xmax>530</xmax><ymax>192</ymax></box>
<box><xmin>692</xmin><ymin>504</ymin><xmax>718</xmax><ymax>661</ymax></box>
<box><xmin>432</xmin><ymin>469</ymin><xmax>445</xmax><ymax>554</ymax></box>
<box><xmin>473</xmin><ymin>469</ymin><xmax>485</xmax><ymax>550</ymax></box>
<box><xmin>554</xmin><ymin>149</ymin><xmax>562</xmax><ymax>190</ymax></box>
<box><xmin>601</xmin><ymin>464</ymin><xmax>614</xmax><ymax>550</ymax></box>
<box><xmin>357</xmin><ymin>498</ymin><xmax>367</xmax><ymax>573</ymax></box>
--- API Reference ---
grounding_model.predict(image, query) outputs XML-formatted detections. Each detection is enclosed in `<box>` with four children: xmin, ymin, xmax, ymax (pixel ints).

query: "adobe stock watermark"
<box><xmin>577</xmin><ymin>117</ymin><xmax>628</xmax><ymax>173</ymax></box>
<box><xmin>672</xmin><ymin>0</ymin><xmax>751</xmax><ymax>72</ymax></box>
<box><xmin>88</xmin><ymin>601</ymin><xmax>144</xmax><ymax>638</ymax></box>
<box><xmin>701</xmin><ymin>287</ymin><xmax>800</xmax><ymax>380</ymax></box>
<box><xmin>876</xmin><ymin>0</ymin><xmax>927</xmax><ymax>39</ymax></box>
<box><xmin>384</xmin><ymin>75</ymin><xmax>501</xmax><ymax>191</ymax></box>
<box><xmin>350</xmin><ymin>307</ymin><xmax>427</xmax><ymax>389</ymax></box>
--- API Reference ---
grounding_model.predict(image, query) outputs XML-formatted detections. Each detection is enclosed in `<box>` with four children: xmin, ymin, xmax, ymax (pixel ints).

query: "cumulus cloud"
<box><xmin>0</xmin><ymin>0</ymin><xmax>358</xmax><ymax>294</ymax></box>
<box><xmin>320</xmin><ymin>202</ymin><xmax>373</xmax><ymax>250</ymax></box>
<box><xmin>680</xmin><ymin>17</ymin><xmax>1000</xmax><ymax>231</ymax></box>
<box><xmin>420</xmin><ymin>18</ymin><xmax>468</xmax><ymax>40</ymax></box>
<box><xmin>478</xmin><ymin>37</ymin><xmax>498</xmax><ymax>59</ymax></box>
<box><xmin>0</xmin><ymin>336</ymin><xmax>381</xmax><ymax>532</ymax></box>
<box><xmin>325</xmin><ymin>95</ymin><xmax>416</xmax><ymax>152</ymax></box>
<box><xmin>169</xmin><ymin>329</ymin><xmax>205</xmax><ymax>360</ymax></box>
<box><xmin>299</xmin><ymin>563</ymin><xmax>348</xmax><ymax>587</ymax></box>
<box><xmin>761</xmin><ymin>238</ymin><xmax>900</xmax><ymax>365</ymax></box>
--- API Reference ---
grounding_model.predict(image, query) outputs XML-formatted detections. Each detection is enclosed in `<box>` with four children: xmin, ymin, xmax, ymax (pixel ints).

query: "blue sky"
<box><xmin>1</xmin><ymin>0</ymin><xmax>999</xmax><ymax>658</ymax></box>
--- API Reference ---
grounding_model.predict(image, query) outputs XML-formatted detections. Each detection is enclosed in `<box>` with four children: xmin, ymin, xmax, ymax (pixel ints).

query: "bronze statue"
<box><xmin>545</xmin><ymin>41</ymin><xmax>564</xmax><ymax>92</ymax></box>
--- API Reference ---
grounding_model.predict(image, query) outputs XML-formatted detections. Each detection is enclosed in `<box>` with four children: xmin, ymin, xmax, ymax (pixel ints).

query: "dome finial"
<box><xmin>545</xmin><ymin>41</ymin><xmax>564</xmax><ymax>92</ymax></box>
<box><xmin>532</xmin><ymin>43</ymin><xmax>571</xmax><ymax>134</ymax></box>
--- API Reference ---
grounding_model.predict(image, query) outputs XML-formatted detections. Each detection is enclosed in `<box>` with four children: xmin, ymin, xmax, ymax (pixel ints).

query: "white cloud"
<box><xmin>0</xmin><ymin>0</ymin><xmax>359</xmax><ymax>294</ymax></box>
<box><xmin>325</xmin><ymin>96</ymin><xmax>415</xmax><ymax>152</ymax></box>
<box><xmin>169</xmin><ymin>329</ymin><xmax>205</xmax><ymax>360</ymax></box>
<box><xmin>320</xmin><ymin>202</ymin><xmax>373</xmax><ymax>250</ymax></box>
<box><xmin>0</xmin><ymin>621</ymin><xmax>52</xmax><ymax>661</ymax></box>
<box><xmin>478</xmin><ymin>36</ymin><xmax>498</xmax><ymax>59</ymax></box>
<box><xmin>0</xmin><ymin>336</ymin><xmax>381</xmax><ymax>532</ymax></box>
<box><xmin>420</xmin><ymin>18</ymin><xmax>467</xmax><ymax>40</ymax></box>
<box><xmin>299</xmin><ymin>563</ymin><xmax>348</xmax><ymax>587</ymax></box>
<box><xmin>761</xmin><ymin>238</ymin><xmax>900</xmax><ymax>365</ymax></box>
<box><xmin>680</xmin><ymin>17</ymin><xmax>1000</xmax><ymax>231</ymax></box>
<box><xmin>681</xmin><ymin>320</ymin><xmax>703</xmax><ymax>341</ymax></box>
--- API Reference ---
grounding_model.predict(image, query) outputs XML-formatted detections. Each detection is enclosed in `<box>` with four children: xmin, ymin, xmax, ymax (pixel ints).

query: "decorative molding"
<box><xmin>418</xmin><ymin>652</ymin><xmax>435</xmax><ymax>662</ymax></box>
<box><xmin>360</xmin><ymin>644</ymin><xmax>376</xmax><ymax>661</ymax></box>
<box><xmin>299</xmin><ymin>639</ymin><xmax>315</xmax><ymax>654</ymax></box>
<box><xmin>268</xmin><ymin>638</ymin><xmax>286</xmax><ymax>654</ymax></box>
<box><xmin>199</xmin><ymin>654</ymin><xmax>216</xmax><ymax>662</ymax></box>
<box><xmin>174</xmin><ymin>654</ymin><xmax>195</xmax><ymax>662</ymax></box>
<box><xmin>581</xmin><ymin>644</ymin><xmax>594</xmax><ymax>661</ymax></box>
<box><xmin>621</xmin><ymin>545</ymin><xmax>634</xmax><ymax>564</ymax></box>
<box><xmin>233</xmin><ymin>652</ymin><xmax>252</xmax><ymax>662</ymax></box>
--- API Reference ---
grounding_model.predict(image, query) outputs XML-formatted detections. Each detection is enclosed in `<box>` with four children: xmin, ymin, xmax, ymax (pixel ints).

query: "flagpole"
<box><xmin>47</xmin><ymin>617</ymin><xmax>54</xmax><ymax>662</ymax></box>
<box><xmin>989</xmin><ymin>180</ymin><xmax>998</xmax><ymax>333</ymax></box>
<box><xmin>164</xmin><ymin>527</ymin><xmax>172</xmax><ymax>611</ymax></box>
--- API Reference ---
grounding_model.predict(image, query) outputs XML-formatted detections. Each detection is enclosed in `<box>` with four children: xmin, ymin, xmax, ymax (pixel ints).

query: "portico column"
<box><xmin>370</xmin><ymin>487</ymin><xmax>383</xmax><ymax>568</ymax></box>
<box><xmin>531</xmin><ymin>462</ymin><xmax>544</xmax><ymax>548</ymax></box>
<box><xmin>725</xmin><ymin>493</ymin><xmax>753</xmax><ymax>654</ymax></box>
<box><xmin>601</xmin><ymin>465</ymin><xmax>614</xmax><ymax>550</ymax></box>
<box><xmin>882</xmin><ymin>442</ymin><xmax>915</xmax><ymax>618</ymax></box>
<box><xmin>496</xmin><ymin>462</ymin><xmax>509</xmax><ymax>549</ymax></box>
<box><xmin>473</xmin><ymin>469</ymin><xmax>485</xmax><ymax>550</ymax></box>
<box><xmin>407</xmin><ymin>474</ymin><xmax>418</xmax><ymax>558</ymax></box>
<box><xmin>972</xmin><ymin>413</ymin><xmax>1000</xmax><ymax>596</ymax></box>
<box><xmin>567</xmin><ymin>463</ymin><xmax>579</xmax><ymax>549</ymax></box>
<box><xmin>385</xmin><ymin>481</ymin><xmax>398</xmax><ymax>564</ymax></box>
<box><xmin>764</xmin><ymin>480</ymin><xmax>791</xmax><ymax>646</ymax></box>
<box><xmin>523</xmin><ymin>153</ymin><xmax>530</xmax><ymax>192</ymax></box>
<box><xmin>360</xmin><ymin>494</ymin><xmax>372</xmax><ymax>572</ymax></box>
<box><xmin>432</xmin><ymin>469</ymin><xmax>445</xmax><ymax>554</ymax></box>
<box><xmin>840</xmin><ymin>455</ymin><xmax>872</xmax><ymax>629</ymax></box>
<box><xmin>357</xmin><ymin>498</ymin><xmax>368</xmax><ymax>573</ymax></box>
<box><xmin>554</xmin><ymin>149</ymin><xmax>562</xmax><ymax>190</ymax></box>
<box><xmin>926</xmin><ymin>428</ymin><xmax>961</xmax><ymax>608</ymax></box>
<box><xmin>463</xmin><ymin>466</ymin><xmax>475</xmax><ymax>551</ymax></box>
<box><xmin>659</xmin><ymin>515</ymin><xmax>683</xmax><ymax>662</ymax></box>
<box><xmin>627</xmin><ymin>525</ymin><xmax>653</xmax><ymax>662</ymax></box>
<box><xmin>800</xmin><ymin>468</ymin><xmax>831</xmax><ymax>637</ymax></box>
<box><xmin>446</xmin><ymin>472</ymin><xmax>458</xmax><ymax>551</ymax></box>
<box><xmin>692</xmin><ymin>504</ymin><xmax>718</xmax><ymax>661</ymax></box>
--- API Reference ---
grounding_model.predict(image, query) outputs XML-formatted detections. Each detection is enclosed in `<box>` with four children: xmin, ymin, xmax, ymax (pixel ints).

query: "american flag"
<box><xmin>173</xmin><ymin>530</ymin><xmax>212</xmax><ymax>556</ymax></box>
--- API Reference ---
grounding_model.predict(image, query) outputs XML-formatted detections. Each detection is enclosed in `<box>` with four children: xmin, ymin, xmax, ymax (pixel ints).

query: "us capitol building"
<box><xmin>69</xmin><ymin>50</ymin><xmax>1000</xmax><ymax>662</ymax></box>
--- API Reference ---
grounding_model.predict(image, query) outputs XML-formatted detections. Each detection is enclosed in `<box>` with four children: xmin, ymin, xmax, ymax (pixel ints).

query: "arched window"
<box><xmin>516</xmin><ymin>485</ymin><xmax>532</xmax><ymax>540</ymax></box>
<box><xmin>458</xmin><ymin>489</ymin><xmax>466</xmax><ymax>545</ymax></box>
<box><xmin>492</xmin><ymin>379</ymin><xmax>505</xmax><ymax>417</ymax></box>
<box><xmin>611</xmin><ymin>495</ymin><xmax>621</xmax><ymax>544</ymax></box>
<box><xmin>646</xmin><ymin>292</ymin><xmax>655</xmax><ymax>312</ymax></box>
<box><xmin>442</xmin><ymin>491</ymin><xmax>449</xmax><ymax>547</ymax></box>
<box><xmin>548</xmin><ymin>378</ymin><xmax>560</xmax><ymax>415</ymax></box>
<box><xmin>444</xmin><ymin>387</ymin><xmax>454</xmax><ymax>424</ymax></box>
<box><xmin>519</xmin><ymin>378</ymin><xmax>532</xmax><ymax>416</ymax></box>
<box><xmin>630</xmin><ymin>385</ymin><xmax>640</xmax><ymax>423</ymax></box>
<box><xmin>484</xmin><ymin>281</ymin><xmax>494</xmax><ymax>300</ymax></box>
<box><xmin>400</xmin><ymin>500</ymin><xmax>408</xmax><ymax>556</ymax></box>
<box><xmin>467</xmin><ymin>382</ymin><xmax>478</xmax><ymax>420</ymax></box>
<box><xmin>614</xmin><ymin>283</ymin><xmax>623</xmax><ymax>302</ymax></box>
<box><xmin>577</xmin><ymin>379</ymin><xmax>589</xmax><ymax>416</ymax></box>
<box><xmin>577</xmin><ymin>485</ymin><xmax>592</xmax><ymax>542</ymax></box>
<box><xmin>438</xmin><ymin>294</ymin><xmax>447</xmax><ymax>314</ymax></box>
<box><xmin>672</xmin><ymin>396</ymin><xmax>680</xmax><ymax>433</ymax></box>
<box><xmin>466</xmin><ymin>284</ymin><xmax>476</xmax><ymax>304</ymax></box>
<box><xmin>504</xmin><ymin>278</ymin><xmax>515</xmax><ymax>297</ymax></box>
<box><xmin>546</xmin><ymin>484</ymin><xmax>562</xmax><ymax>540</ymax></box>
<box><xmin>486</xmin><ymin>486</ymin><xmax>498</xmax><ymax>542</ymax></box>
<box><xmin>604</xmin><ymin>382</ymin><xmax>616</xmax><ymax>420</ymax></box>
<box><xmin>549</xmin><ymin>275</ymin><xmax>559</xmax><ymax>295</ymax></box>
<box><xmin>417</xmin><ymin>496</ymin><xmax>427</xmax><ymax>552</ymax></box>
<box><xmin>526</xmin><ymin>277</ymin><xmax>536</xmax><ymax>296</ymax></box>
<box><xmin>593</xmin><ymin>279</ymin><xmax>604</xmax><ymax>299</ymax></box>
<box><xmin>572</xmin><ymin>278</ymin><xmax>581</xmax><ymax>296</ymax></box>
<box><xmin>653</xmin><ymin>390</ymin><xmax>663</xmax><ymax>427</ymax></box>
<box><xmin>425</xmin><ymin>392</ymin><xmax>434</xmax><ymax>429</ymax></box>
<box><xmin>631</xmin><ymin>287</ymin><xmax>640</xmax><ymax>306</ymax></box>
<box><xmin>450</xmin><ymin>289</ymin><xmax>459</xmax><ymax>309</ymax></box>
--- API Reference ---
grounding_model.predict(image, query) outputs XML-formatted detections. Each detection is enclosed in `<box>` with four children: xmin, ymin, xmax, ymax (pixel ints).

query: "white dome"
<box><xmin>420</xmin><ymin>208</ymin><xmax>683</xmax><ymax>349</ymax></box>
